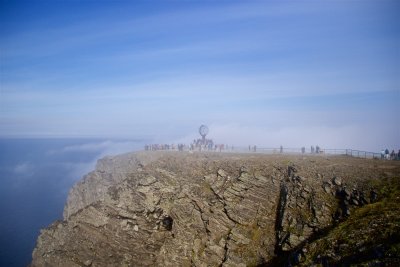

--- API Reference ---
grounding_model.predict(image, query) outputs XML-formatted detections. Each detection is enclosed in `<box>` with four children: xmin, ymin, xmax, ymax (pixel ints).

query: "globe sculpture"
<box><xmin>199</xmin><ymin>125</ymin><xmax>209</xmax><ymax>144</ymax></box>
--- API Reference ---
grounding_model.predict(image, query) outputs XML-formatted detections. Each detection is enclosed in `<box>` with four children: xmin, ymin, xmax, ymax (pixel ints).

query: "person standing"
<box><xmin>391</xmin><ymin>150</ymin><xmax>396</xmax><ymax>160</ymax></box>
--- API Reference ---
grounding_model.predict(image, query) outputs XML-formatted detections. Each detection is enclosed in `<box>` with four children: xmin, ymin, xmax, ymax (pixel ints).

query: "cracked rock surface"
<box><xmin>31</xmin><ymin>151</ymin><xmax>400</xmax><ymax>266</ymax></box>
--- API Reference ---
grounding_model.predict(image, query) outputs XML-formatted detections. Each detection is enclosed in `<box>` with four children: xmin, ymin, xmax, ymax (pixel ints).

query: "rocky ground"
<box><xmin>31</xmin><ymin>151</ymin><xmax>400</xmax><ymax>266</ymax></box>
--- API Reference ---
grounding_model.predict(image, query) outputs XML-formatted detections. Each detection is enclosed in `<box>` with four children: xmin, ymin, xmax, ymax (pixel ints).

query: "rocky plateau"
<box><xmin>31</xmin><ymin>151</ymin><xmax>400</xmax><ymax>266</ymax></box>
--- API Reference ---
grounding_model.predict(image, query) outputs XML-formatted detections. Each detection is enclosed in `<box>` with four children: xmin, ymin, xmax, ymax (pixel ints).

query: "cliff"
<box><xmin>31</xmin><ymin>151</ymin><xmax>400</xmax><ymax>266</ymax></box>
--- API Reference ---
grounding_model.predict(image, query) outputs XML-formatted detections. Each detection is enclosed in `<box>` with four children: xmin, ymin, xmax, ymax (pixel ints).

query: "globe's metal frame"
<box><xmin>199</xmin><ymin>125</ymin><xmax>209</xmax><ymax>143</ymax></box>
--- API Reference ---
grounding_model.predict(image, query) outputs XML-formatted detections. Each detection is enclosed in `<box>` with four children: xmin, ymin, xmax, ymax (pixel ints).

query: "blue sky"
<box><xmin>0</xmin><ymin>0</ymin><xmax>399</xmax><ymax>151</ymax></box>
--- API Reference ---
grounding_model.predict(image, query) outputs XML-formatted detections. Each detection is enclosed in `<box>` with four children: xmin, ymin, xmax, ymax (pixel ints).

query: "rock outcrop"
<box><xmin>31</xmin><ymin>152</ymin><xmax>400</xmax><ymax>266</ymax></box>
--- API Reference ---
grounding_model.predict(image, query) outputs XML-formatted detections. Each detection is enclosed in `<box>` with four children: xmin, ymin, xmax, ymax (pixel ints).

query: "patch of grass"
<box><xmin>251</xmin><ymin>225</ymin><xmax>263</xmax><ymax>243</ymax></box>
<box><xmin>299</xmin><ymin>176</ymin><xmax>400</xmax><ymax>266</ymax></box>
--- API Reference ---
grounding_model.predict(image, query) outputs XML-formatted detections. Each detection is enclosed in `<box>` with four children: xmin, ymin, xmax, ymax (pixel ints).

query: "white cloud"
<box><xmin>50</xmin><ymin>140</ymin><xmax>145</xmax><ymax>180</ymax></box>
<box><xmin>61</xmin><ymin>141</ymin><xmax>116</xmax><ymax>153</ymax></box>
<box><xmin>52</xmin><ymin>140</ymin><xmax>143</xmax><ymax>155</ymax></box>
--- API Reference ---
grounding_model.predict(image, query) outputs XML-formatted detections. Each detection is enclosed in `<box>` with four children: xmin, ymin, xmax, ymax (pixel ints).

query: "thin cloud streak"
<box><xmin>0</xmin><ymin>1</ymin><xmax>399</xmax><ymax>150</ymax></box>
<box><xmin>0</xmin><ymin>2</ymin><xmax>316</xmax><ymax>59</ymax></box>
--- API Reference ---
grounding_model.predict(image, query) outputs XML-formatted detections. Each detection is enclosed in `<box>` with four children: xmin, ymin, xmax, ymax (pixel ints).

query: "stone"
<box><xmin>323</xmin><ymin>185</ymin><xmax>331</xmax><ymax>194</ymax></box>
<box><xmin>217</xmin><ymin>169</ymin><xmax>227</xmax><ymax>177</ymax></box>
<box><xmin>138</xmin><ymin>175</ymin><xmax>157</xmax><ymax>186</ymax></box>
<box><xmin>230</xmin><ymin>228</ymin><xmax>251</xmax><ymax>245</ymax></box>
<box><xmin>351</xmin><ymin>198</ymin><xmax>359</xmax><ymax>206</ymax></box>
<box><xmin>332</xmin><ymin>177</ymin><xmax>342</xmax><ymax>186</ymax></box>
<box><xmin>323</xmin><ymin>184</ymin><xmax>331</xmax><ymax>194</ymax></box>
<box><xmin>297</xmin><ymin>176</ymin><xmax>306</xmax><ymax>182</ymax></box>
<box><xmin>288</xmin><ymin>165</ymin><xmax>296</xmax><ymax>177</ymax></box>
<box><xmin>84</xmin><ymin>260</ymin><xmax>92</xmax><ymax>266</ymax></box>
<box><xmin>239</xmin><ymin>166</ymin><xmax>248</xmax><ymax>174</ymax></box>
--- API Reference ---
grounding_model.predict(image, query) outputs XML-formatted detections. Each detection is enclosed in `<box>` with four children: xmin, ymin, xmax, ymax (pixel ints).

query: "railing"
<box><xmin>253</xmin><ymin>147</ymin><xmax>382</xmax><ymax>159</ymax></box>
<box><xmin>145</xmin><ymin>145</ymin><xmax>388</xmax><ymax>160</ymax></box>
<box><xmin>202</xmin><ymin>146</ymin><xmax>384</xmax><ymax>160</ymax></box>
<box><xmin>231</xmin><ymin>147</ymin><xmax>346</xmax><ymax>155</ymax></box>
<box><xmin>344</xmin><ymin>149</ymin><xmax>382</xmax><ymax>159</ymax></box>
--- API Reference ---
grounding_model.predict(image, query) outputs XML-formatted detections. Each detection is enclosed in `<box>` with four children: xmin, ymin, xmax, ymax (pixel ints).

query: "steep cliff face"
<box><xmin>31</xmin><ymin>152</ymin><xmax>400</xmax><ymax>266</ymax></box>
<box><xmin>63</xmin><ymin>151</ymin><xmax>165</xmax><ymax>219</ymax></box>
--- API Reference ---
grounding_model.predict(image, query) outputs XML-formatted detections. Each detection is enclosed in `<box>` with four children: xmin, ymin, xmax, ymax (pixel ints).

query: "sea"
<box><xmin>0</xmin><ymin>138</ymin><xmax>147</xmax><ymax>267</ymax></box>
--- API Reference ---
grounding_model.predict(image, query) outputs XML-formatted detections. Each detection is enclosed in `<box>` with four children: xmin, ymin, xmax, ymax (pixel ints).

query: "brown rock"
<box><xmin>31</xmin><ymin>152</ymin><xmax>400</xmax><ymax>267</ymax></box>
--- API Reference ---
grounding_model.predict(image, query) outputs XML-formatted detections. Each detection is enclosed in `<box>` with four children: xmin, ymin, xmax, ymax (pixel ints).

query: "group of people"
<box><xmin>190</xmin><ymin>139</ymin><xmax>234</xmax><ymax>152</ymax></box>
<box><xmin>144</xmin><ymin>144</ymin><xmax>187</xmax><ymax>151</ymax></box>
<box><xmin>144</xmin><ymin>141</ymin><xmax>234</xmax><ymax>152</ymax></box>
<box><xmin>381</xmin><ymin>149</ymin><xmax>400</xmax><ymax>160</ymax></box>
<box><xmin>281</xmin><ymin>145</ymin><xmax>322</xmax><ymax>154</ymax></box>
<box><xmin>190</xmin><ymin>138</ymin><xmax>214</xmax><ymax>151</ymax></box>
<box><xmin>310</xmin><ymin>145</ymin><xmax>322</xmax><ymax>154</ymax></box>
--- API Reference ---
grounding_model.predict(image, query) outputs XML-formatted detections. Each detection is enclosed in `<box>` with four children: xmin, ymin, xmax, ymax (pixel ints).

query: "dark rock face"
<box><xmin>288</xmin><ymin>176</ymin><xmax>400</xmax><ymax>267</ymax></box>
<box><xmin>31</xmin><ymin>152</ymin><xmax>400</xmax><ymax>267</ymax></box>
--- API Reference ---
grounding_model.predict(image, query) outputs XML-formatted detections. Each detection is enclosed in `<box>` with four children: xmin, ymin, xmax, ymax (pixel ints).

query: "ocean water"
<box><xmin>0</xmin><ymin>138</ymin><xmax>146</xmax><ymax>267</ymax></box>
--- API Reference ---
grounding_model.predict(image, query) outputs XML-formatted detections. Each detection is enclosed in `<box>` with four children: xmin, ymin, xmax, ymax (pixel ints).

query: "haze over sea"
<box><xmin>0</xmin><ymin>138</ymin><xmax>146</xmax><ymax>267</ymax></box>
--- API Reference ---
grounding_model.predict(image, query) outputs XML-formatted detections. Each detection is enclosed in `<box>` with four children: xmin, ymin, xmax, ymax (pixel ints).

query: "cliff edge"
<box><xmin>31</xmin><ymin>151</ymin><xmax>400</xmax><ymax>266</ymax></box>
